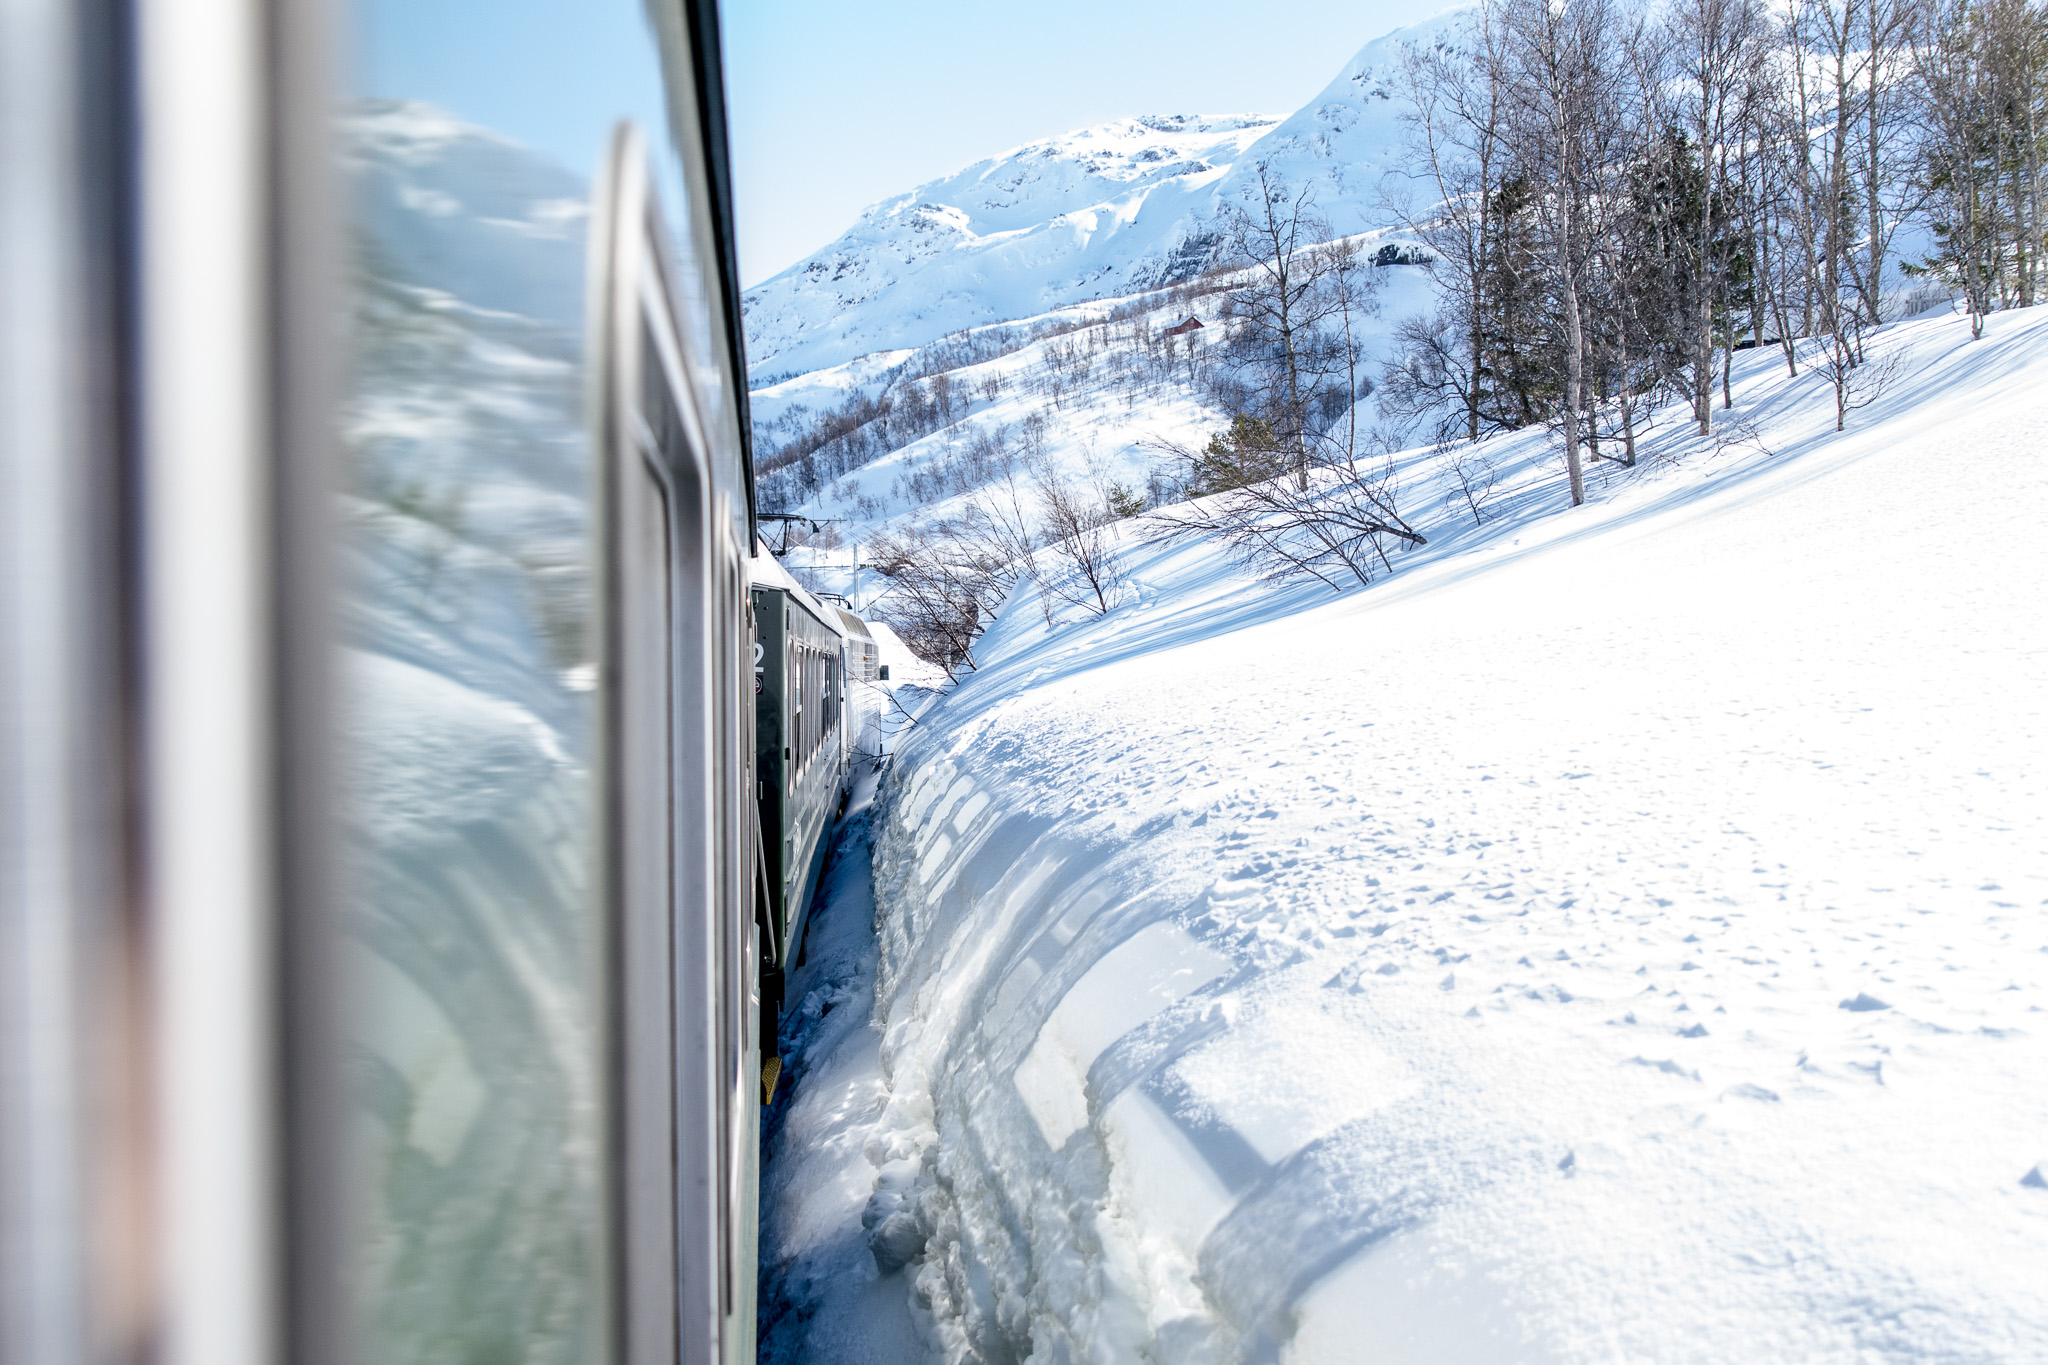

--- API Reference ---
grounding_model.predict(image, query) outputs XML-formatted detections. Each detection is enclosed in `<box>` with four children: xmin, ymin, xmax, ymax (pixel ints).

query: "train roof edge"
<box><xmin>749</xmin><ymin>541</ymin><xmax>858</xmax><ymax>639</ymax></box>
<box><xmin>680</xmin><ymin>0</ymin><xmax>759</xmax><ymax>550</ymax></box>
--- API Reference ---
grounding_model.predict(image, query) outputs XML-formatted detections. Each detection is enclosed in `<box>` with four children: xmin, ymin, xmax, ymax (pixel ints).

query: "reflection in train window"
<box><xmin>338</xmin><ymin>1</ymin><xmax>674</xmax><ymax>1360</ymax></box>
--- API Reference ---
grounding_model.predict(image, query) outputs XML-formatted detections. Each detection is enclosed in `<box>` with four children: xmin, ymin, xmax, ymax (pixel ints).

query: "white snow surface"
<box><xmin>764</xmin><ymin>305</ymin><xmax>2048</xmax><ymax>1362</ymax></box>
<box><xmin>740</xmin><ymin>9</ymin><xmax>1463</xmax><ymax>379</ymax></box>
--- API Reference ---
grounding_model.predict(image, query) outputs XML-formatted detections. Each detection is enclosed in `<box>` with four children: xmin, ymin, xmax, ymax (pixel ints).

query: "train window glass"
<box><xmin>334</xmin><ymin>3</ymin><xmax>699</xmax><ymax>1361</ymax></box>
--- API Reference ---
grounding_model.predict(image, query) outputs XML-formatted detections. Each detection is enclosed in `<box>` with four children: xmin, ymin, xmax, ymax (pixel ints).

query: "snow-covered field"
<box><xmin>758</xmin><ymin>304</ymin><xmax>2048</xmax><ymax>1362</ymax></box>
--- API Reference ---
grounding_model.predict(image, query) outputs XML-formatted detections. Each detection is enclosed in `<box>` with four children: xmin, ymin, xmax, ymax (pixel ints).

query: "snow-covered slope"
<box><xmin>761</xmin><ymin>304</ymin><xmax>2048</xmax><ymax>1362</ymax></box>
<box><xmin>755</xmin><ymin>252</ymin><xmax>1440</xmax><ymax>609</ymax></box>
<box><xmin>741</xmin><ymin>9</ymin><xmax>1463</xmax><ymax>379</ymax></box>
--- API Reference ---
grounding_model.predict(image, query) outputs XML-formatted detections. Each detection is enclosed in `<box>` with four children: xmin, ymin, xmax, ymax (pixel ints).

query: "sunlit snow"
<box><xmin>761</xmin><ymin>302</ymin><xmax>2048</xmax><ymax>1362</ymax></box>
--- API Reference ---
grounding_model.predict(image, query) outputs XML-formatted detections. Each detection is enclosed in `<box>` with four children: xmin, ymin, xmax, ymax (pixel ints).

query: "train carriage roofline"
<box><xmin>747</xmin><ymin>538</ymin><xmax>853</xmax><ymax>641</ymax></box>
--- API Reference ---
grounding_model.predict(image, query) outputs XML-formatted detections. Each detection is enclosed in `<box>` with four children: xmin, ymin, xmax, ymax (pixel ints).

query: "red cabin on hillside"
<box><xmin>1163</xmin><ymin>315</ymin><xmax>1204</xmax><ymax>337</ymax></box>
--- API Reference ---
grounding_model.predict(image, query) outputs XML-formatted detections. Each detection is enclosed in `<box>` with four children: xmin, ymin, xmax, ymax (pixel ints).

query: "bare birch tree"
<box><xmin>1215</xmin><ymin>166</ymin><xmax>1367</xmax><ymax>490</ymax></box>
<box><xmin>1386</xmin><ymin>8</ymin><xmax>1515</xmax><ymax>446</ymax></box>
<box><xmin>1668</xmin><ymin>0</ymin><xmax>1771</xmax><ymax>430</ymax></box>
<box><xmin>1147</xmin><ymin>420</ymin><xmax>1425</xmax><ymax>591</ymax></box>
<box><xmin>1497</xmin><ymin>0</ymin><xmax>1627</xmax><ymax>506</ymax></box>
<box><xmin>1033</xmin><ymin>464</ymin><xmax>1128</xmax><ymax>617</ymax></box>
<box><xmin>1912</xmin><ymin>0</ymin><xmax>2048</xmax><ymax>330</ymax></box>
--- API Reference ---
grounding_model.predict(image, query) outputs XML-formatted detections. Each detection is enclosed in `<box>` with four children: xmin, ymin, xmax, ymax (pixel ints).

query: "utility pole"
<box><xmin>755</xmin><ymin>511</ymin><xmax>842</xmax><ymax>557</ymax></box>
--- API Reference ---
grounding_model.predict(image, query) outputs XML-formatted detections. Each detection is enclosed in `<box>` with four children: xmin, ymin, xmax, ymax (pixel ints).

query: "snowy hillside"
<box><xmin>740</xmin><ymin>9</ymin><xmax>1463</xmax><ymax>380</ymax></box>
<box><xmin>755</xmin><ymin>249</ymin><xmax>1439</xmax><ymax>615</ymax></box>
<box><xmin>758</xmin><ymin>304</ymin><xmax>2048</xmax><ymax>1362</ymax></box>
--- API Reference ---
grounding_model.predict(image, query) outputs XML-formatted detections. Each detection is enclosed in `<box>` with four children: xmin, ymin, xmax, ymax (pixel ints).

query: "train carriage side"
<box><xmin>752</xmin><ymin>574</ymin><xmax>853</xmax><ymax>997</ymax></box>
<box><xmin>0</xmin><ymin>0</ymin><xmax>775</xmax><ymax>1358</ymax></box>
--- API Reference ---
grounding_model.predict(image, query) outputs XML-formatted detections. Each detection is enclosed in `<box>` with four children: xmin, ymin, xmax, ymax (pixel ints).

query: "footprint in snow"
<box><xmin>1627</xmin><ymin>1056</ymin><xmax>1701</xmax><ymax>1081</ymax></box>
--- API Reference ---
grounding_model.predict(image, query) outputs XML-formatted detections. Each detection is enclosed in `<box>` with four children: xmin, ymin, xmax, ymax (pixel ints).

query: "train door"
<box><xmin>591</xmin><ymin>126</ymin><xmax>758</xmax><ymax>1365</ymax></box>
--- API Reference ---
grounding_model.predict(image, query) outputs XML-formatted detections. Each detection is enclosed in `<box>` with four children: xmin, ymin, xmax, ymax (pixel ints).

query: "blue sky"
<box><xmin>722</xmin><ymin>0</ymin><xmax>1452</xmax><ymax>286</ymax></box>
<box><xmin>354</xmin><ymin>0</ymin><xmax>673</xmax><ymax>183</ymax></box>
<box><xmin>353</xmin><ymin>0</ymin><xmax>1450</xmax><ymax>289</ymax></box>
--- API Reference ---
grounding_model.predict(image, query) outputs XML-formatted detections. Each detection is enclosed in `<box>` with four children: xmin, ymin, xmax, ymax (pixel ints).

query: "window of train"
<box><xmin>826</xmin><ymin>651</ymin><xmax>839</xmax><ymax>740</ymax></box>
<box><xmin>797</xmin><ymin>643</ymin><xmax>812</xmax><ymax>775</ymax></box>
<box><xmin>334</xmin><ymin>3</ymin><xmax>705</xmax><ymax>1361</ymax></box>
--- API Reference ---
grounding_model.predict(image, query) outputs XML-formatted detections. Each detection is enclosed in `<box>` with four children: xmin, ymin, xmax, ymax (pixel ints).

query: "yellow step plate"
<box><xmin>762</xmin><ymin>1055</ymin><xmax>783</xmax><ymax>1106</ymax></box>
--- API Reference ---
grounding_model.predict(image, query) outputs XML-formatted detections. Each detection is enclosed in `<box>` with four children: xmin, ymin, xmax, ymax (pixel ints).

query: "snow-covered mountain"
<box><xmin>741</xmin><ymin>8</ymin><xmax>1465</xmax><ymax>380</ymax></box>
<box><xmin>739</xmin><ymin>113</ymin><xmax>1280</xmax><ymax>380</ymax></box>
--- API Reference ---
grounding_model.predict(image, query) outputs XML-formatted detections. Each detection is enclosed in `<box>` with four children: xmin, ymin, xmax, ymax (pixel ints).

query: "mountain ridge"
<box><xmin>740</xmin><ymin>7</ymin><xmax>1468</xmax><ymax>382</ymax></box>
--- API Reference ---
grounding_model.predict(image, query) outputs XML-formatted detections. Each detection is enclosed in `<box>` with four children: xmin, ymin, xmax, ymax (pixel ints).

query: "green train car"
<box><xmin>751</xmin><ymin>557</ymin><xmax>878</xmax><ymax>1032</ymax></box>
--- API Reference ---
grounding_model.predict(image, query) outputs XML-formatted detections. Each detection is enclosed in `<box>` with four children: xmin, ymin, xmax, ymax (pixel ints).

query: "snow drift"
<box><xmin>816</xmin><ymin>304</ymin><xmax>2048</xmax><ymax>1362</ymax></box>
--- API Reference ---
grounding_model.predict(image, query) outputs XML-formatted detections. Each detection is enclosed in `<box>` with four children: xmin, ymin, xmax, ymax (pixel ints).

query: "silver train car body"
<box><xmin>0</xmin><ymin>0</ymin><xmax>789</xmax><ymax>1362</ymax></box>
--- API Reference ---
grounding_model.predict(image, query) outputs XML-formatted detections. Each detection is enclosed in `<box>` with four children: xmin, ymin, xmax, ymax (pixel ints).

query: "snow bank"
<box><xmin>839</xmin><ymin>305</ymin><xmax>2048</xmax><ymax>1361</ymax></box>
